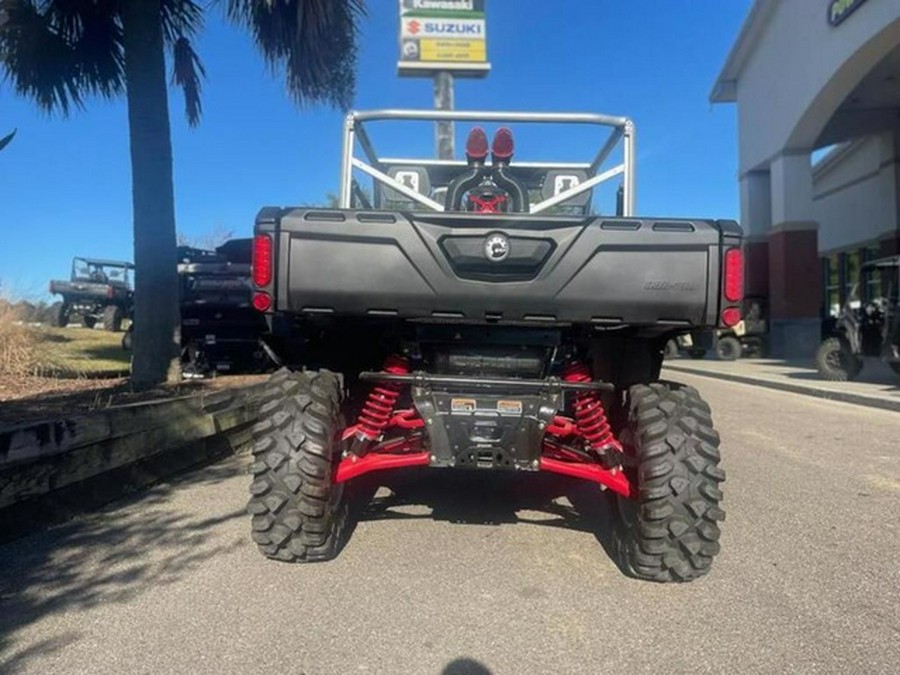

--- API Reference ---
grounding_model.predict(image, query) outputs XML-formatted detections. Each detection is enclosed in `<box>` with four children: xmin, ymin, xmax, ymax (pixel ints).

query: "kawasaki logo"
<box><xmin>411</xmin><ymin>0</ymin><xmax>474</xmax><ymax>9</ymax></box>
<box><xmin>828</xmin><ymin>0</ymin><xmax>868</xmax><ymax>26</ymax></box>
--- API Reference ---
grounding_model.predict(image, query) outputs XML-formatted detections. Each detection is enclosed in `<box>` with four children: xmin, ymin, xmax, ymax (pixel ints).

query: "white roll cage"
<box><xmin>339</xmin><ymin>109</ymin><xmax>636</xmax><ymax>217</ymax></box>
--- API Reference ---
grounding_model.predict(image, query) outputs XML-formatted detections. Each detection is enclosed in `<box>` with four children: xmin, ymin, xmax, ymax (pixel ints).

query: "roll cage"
<box><xmin>338</xmin><ymin>109</ymin><xmax>636</xmax><ymax>217</ymax></box>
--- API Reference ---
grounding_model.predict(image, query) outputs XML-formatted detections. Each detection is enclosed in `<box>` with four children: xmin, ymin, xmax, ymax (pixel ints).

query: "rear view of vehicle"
<box><xmin>177</xmin><ymin>241</ymin><xmax>271</xmax><ymax>377</ymax></box>
<box><xmin>246</xmin><ymin>110</ymin><xmax>741</xmax><ymax>582</ymax></box>
<box><xmin>49</xmin><ymin>257</ymin><xmax>134</xmax><ymax>331</ymax></box>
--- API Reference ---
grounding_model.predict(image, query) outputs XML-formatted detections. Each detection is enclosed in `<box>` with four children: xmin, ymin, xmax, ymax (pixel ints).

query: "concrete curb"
<box><xmin>664</xmin><ymin>363</ymin><xmax>900</xmax><ymax>413</ymax></box>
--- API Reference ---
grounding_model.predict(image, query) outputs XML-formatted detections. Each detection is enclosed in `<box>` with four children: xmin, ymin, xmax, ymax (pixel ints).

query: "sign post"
<box><xmin>398</xmin><ymin>0</ymin><xmax>490</xmax><ymax>160</ymax></box>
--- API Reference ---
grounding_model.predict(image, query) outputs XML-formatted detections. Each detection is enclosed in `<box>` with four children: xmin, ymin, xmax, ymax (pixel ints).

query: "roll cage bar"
<box><xmin>339</xmin><ymin>109</ymin><xmax>636</xmax><ymax>217</ymax></box>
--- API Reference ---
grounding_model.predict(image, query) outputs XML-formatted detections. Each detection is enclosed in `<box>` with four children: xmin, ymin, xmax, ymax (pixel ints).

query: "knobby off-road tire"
<box><xmin>815</xmin><ymin>337</ymin><xmax>862</xmax><ymax>381</ymax></box>
<box><xmin>715</xmin><ymin>335</ymin><xmax>741</xmax><ymax>361</ymax></box>
<box><xmin>247</xmin><ymin>368</ymin><xmax>348</xmax><ymax>562</ymax></box>
<box><xmin>81</xmin><ymin>314</ymin><xmax>96</xmax><ymax>329</ymax></box>
<box><xmin>52</xmin><ymin>302</ymin><xmax>69</xmax><ymax>328</ymax></box>
<box><xmin>612</xmin><ymin>382</ymin><xmax>725</xmax><ymax>582</ymax></box>
<box><xmin>103</xmin><ymin>305</ymin><xmax>124</xmax><ymax>332</ymax></box>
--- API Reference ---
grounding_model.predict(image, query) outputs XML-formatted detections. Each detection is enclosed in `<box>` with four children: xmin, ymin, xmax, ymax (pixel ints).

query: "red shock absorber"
<box><xmin>352</xmin><ymin>355</ymin><xmax>410</xmax><ymax>441</ymax></box>
<box><xmin>562</xmin><ymin>360</ymin><xmax>619</xmax><ymax>451</ymax></box>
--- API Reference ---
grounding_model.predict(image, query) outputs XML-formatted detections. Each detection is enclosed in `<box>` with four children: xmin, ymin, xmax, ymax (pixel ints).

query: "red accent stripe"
<box><xmin>540</xmin><ymin>457</ymin><xmax>634</xmax><ymax>498</ymax></box>
<box><xmin>335</xmin><ymin>450</ymin><xmax>430</xmax><ymax>483</ymax></box>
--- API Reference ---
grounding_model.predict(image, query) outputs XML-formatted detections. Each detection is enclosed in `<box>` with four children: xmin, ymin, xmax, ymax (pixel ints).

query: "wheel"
<box><xmin>663</xmin><ymin>340</ymin><xmax>679</xmax><ymax>360</ymax></box>
<box><xmin>889</xmin><ymin>362</ymin><xmax>900</xmax><ymax>378</ymax></box>
<box><xmin>715</xmin><ymin>336</ymin><xmax>741</xmax><ymax>361</ymax></box>
<box><xmin>102</xmin><ymin>305</ymin><xmax>124</xmax><ymax>332</ymax></box>
<box><xmin>52</xmin><ymin>302</ymin><xmax>69</xmax><ymax>328</ymax></box>
<box><xmin>815</xmin><ymin>337</ymin><xmax>862</xmax><ymax>381</ymax></box>
<box><xmin>687</xmin><ymin>348</ymin><xmax>706</xmax><ymax>360</ymax></box>
<box><xmin>247</xmin><ymin>368</ymin><xmax>348</xmax><ymax>562</ymax></box>
<box><xmin>611</xmin><ymin>382</ymin><xmax>725</xmax><ymax>582</ymax></box>
<box><xmin>81</xmin><ymin>314</ymin><xmax>97</xmax><ymax>329</ymax></box>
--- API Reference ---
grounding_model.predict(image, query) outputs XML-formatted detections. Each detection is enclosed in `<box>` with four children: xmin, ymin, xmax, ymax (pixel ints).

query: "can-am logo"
<box><xmin>410</xmin><ymin>0</ymin><xmax>474</xmax><ymax>10</ymax></box>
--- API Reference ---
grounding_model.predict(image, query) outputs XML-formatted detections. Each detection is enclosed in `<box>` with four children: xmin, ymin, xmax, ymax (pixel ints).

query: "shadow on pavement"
<box><xmin>346</xmin><ymin>469</ymin><xmax>624</xmax><ymax>572</ymax></box>
<box><xmin>443</xmin><ymin>657</ymin><xmax>493</xmax><ymax>674</ymax></box>
<box><xmin>0</xmin><ymin>455</ymin><xmax>247</xmax><ymax>673</ymax></box>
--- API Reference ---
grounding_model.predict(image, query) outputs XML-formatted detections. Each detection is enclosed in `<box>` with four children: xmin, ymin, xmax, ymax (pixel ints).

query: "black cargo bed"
<box><xmin>257</xmin><ymin>208</ymin><xmax>740</xmax><ymax>328</ymax></box>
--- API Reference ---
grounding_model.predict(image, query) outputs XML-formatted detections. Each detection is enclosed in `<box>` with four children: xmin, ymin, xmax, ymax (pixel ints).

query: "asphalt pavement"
<box><xmin>1</xmin><ymin>372</ymin><xmax>898</xmax><ymax>675</ymax></box>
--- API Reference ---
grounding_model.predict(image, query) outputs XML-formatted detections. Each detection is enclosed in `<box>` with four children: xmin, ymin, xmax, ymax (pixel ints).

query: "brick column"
<box><xmin>740</xmin><ymin>171</ymin><xmax>772</xmax><ymax>298</ymax></box>
<box><xmin>767</xmin><ymin>153</ymin><xmax>821</xmax><ymax>360</ymax></box>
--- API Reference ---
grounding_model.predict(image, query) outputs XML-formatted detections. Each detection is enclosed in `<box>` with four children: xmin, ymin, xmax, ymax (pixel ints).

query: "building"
<box><xmin>711</xmin><ymin>0</ymin><xmax>900</xmax><ymax>358</ymax></box>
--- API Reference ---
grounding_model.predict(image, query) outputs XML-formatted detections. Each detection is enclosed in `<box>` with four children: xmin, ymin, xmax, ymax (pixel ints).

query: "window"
<box><xmin>843</xmin><ymin>250</ymin><xmax>860</xmax><ymax>307</ymax></box>
<box><xmin>823</xmin><ymin>253</ymin><xmax>841</xmax><ymax>317</ymax></box>
<box><xmin>862</xmin><ymin>245</ymin><xmax>882</xmax><ymax>301</ymax></box>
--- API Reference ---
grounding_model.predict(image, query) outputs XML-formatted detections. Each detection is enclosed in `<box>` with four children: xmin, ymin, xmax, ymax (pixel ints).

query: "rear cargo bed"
<box><xmin>257</xmin><ymin>208</ymin><xmax>741</xmax><ymax>327</ymax></box>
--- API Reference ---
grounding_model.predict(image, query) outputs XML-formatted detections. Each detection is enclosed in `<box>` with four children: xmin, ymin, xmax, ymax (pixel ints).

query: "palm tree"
<box><xmin>0</xmin><ymin>0</ymin><xmax>365</xmax><ymax>388</ymax></box>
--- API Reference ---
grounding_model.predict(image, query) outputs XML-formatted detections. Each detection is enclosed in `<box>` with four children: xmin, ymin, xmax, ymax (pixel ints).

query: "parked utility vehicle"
<box><xmin>816</xmin><ymin>255</ymin><xmax>900</xmax><ymax>381</ymax></box>
<box><xmin>49</xmin><ymin>257</ymin><xmax>133</xmax><ymax>331</ymax></box>
<box><xmin>247</xmin><ymin>110</ymin><xmax>741</xmax><ymax>582</ymax></box>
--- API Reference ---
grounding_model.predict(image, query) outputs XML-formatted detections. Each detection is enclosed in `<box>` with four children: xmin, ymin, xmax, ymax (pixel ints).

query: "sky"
<box><xmin>0</xmin><ymin>0</ymin><xmax>751</xmax><ymax>300</ymax></box>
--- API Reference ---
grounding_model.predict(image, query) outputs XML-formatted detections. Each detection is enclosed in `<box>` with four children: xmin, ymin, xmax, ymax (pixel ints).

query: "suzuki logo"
<box><xmin>407</xmin><ymin>20</ymin><xmax>421</xmax><ymax>35</ymax></box>
<box><xmin>484</xmin><ymin>233</ymin><xmax>510</xmax><ymax>262</ymax></box>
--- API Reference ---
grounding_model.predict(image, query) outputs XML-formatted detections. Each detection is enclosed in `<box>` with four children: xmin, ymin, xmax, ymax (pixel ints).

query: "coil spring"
<box><xmin>562</xmin><ymin>360</ymin><xmax>616</xmax><ymax>450</ymax></box>
<box><xmin>356</xmin><ymin>355</ymin><xmax>409</xmax><ymax>440</ymax></box>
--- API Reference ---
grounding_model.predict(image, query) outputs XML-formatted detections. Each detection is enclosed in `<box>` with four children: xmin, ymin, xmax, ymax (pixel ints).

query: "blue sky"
<box><xmin>0</xmin><ymin>0</ymin><xmax>750</xmax><ymax>299</ymax></box>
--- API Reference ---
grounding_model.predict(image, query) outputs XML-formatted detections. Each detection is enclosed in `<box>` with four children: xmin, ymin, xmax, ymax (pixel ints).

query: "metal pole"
<box><xmin>434</xmin><ymin>71</ymin><xmax>455</xmax><ymax>160</ymax></box>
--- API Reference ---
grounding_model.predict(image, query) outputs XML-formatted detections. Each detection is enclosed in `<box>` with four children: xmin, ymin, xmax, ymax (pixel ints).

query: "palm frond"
<box><xmin>0</xmin><ymin>128</ymin><xmax>15</xmax><ymax>151</ymax></box>
<box><xmin>171</xmin><ymin>34</ymin><xmax>204</xmax><ymax>126</ymax></box>
<box><xmin>160</xmin><ymin>0</ymin><xmax>203</xmax><ymax>45</ymax></box>
<box><xmin>226</xmin><ymin>0</ymin><xmax>366</xmax><ymax>110</ymax></box>
<box><xmin>0</xmin><ymin>0</ymin><xmax>87</xmax><ymax>113</ymax></box>
<box><xmin>0</xmin><ymin>0</ymin><xmax>125</xmax><ymax>113</ymax></box>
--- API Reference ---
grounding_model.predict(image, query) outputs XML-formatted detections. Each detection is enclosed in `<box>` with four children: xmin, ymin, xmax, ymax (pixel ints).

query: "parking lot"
<box><xmin>1</xmin><ymin>372</ymin><xmax>898</xmax><ymax>675</ymax></box>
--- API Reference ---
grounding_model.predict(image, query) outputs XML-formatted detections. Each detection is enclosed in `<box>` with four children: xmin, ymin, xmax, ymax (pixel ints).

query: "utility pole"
<box><xmin>434</xmin><ymin>71</ymin><xmax>455</xmax><ymax>160</ymax></box>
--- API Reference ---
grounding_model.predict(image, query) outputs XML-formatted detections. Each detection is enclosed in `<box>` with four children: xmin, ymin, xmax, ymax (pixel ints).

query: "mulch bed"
<box><xmin>0</xmin><ymin>374</ymin><xmax>269</xmax><ymax>429</ymax></box>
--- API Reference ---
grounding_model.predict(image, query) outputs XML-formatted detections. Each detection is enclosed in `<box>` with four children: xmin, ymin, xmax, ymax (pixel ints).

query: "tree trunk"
<box><xmin>121</xmin><ymin>0</ymin><xmax>181</xmax><ymax>388</ymax></box>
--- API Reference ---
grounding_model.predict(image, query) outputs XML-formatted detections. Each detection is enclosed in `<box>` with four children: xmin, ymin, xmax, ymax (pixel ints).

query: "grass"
<box><xmin>40</xmin><ymin>326</ymin><xmax>130</xmax><ymax>376</ymax></box>
<box><xmin>1</xmin><ymin>302</ymin><xmax>130</xmax><ymax>379</ymax></box>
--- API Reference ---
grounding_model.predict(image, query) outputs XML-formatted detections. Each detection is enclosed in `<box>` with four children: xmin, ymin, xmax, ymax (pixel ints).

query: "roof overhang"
<box><xmin>710</xmin><ymin>0</ymin><xmax>778</xmax><ymax>103</ymax></box>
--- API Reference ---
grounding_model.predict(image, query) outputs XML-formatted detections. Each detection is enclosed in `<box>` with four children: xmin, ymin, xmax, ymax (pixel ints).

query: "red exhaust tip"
<box><xmin>465</xmin><ymin>126</ymin><xmax>489</xmax><ymax>163</ymax></box>
<box><xmin>492</xmin><ymin>127</ymin><xmax>514</xmax><ymax>162</ymax></box>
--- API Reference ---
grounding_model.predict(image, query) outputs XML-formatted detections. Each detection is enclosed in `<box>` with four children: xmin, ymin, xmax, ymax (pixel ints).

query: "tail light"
<box><xmin>492</xmin><ymin>127</ymin><xmax>514</xmax><ymax>162</ymax></box>
<box><xmin>465</xmin><ymin>127</ymin><xmax>489</xmax><ymax>163</ymax></box>
<box><xmin>252</xmin><ymin>234</ymin><xmax>273</xmax><ymax>287</ymax></box>
<box><xmin>723</xmin><ymin>248</ymin><xmax>743</xmax><ymax>302</ymax></box>
<box><xmin>722</xmin><ymin>307</ymin><xmax>741</xmax><ymax>327</ymax></box>
<box><xmin>107</xmin><ymin>286</ymin><xmax>115</xmax><ymax>299</ymax></box>
<box><xmin>252</xmin><ymin>292</ymin><xmax>272</xmax><ymax>312</ymax></box>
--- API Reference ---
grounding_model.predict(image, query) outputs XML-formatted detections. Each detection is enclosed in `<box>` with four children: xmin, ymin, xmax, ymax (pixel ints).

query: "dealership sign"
<box><xmin>828</xmin><ymin>0</ymin><xmax>868</xmax><ymax>26</ymax></box>
<box><xmin>398</xmin><ymin>0</ymin><xmax>489</xmax><ymax>77</ymax></box>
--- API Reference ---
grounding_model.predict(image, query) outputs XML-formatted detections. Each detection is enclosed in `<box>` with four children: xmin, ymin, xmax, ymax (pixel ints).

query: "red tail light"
<box><xmin>492</xmin><ymin>127</ymin><xmax>514</xmax><ymax>162</ymax></box>
<box><xmin>722</xmin><ymin>307</ymin><xmax>741</xmax><ymax>327</ymax></box>
<box><xmin>252</xmin><ymin>234</ymin><xmax>273</xmax><ymax>287</ymax></box>
<box><xmin>465</xmin><ymin>127</ymin><xmax>489</xmax><ymax>163</ymax></box>
<box><xmin>107</xmin><ymin>286</ymin><xmax>114</xmax><ymax>299</ymax></box>
<box><xmin>252</xmin><ymin>291</ymin><xmax>272</xmax><ymax>312</ymax></box>
<box><xmin>724</xmin><ymin>248</ymin><xmax>743</xmax><ymax>302</ymax></box>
